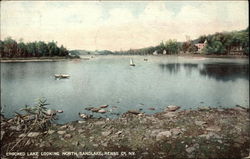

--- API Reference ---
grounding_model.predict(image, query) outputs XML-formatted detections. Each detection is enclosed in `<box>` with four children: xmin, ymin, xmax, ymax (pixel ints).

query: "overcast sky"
<box><xmin>1</xmin><ymin>1</ymin><xmax>249</xmax><ymax>51</ymax></box>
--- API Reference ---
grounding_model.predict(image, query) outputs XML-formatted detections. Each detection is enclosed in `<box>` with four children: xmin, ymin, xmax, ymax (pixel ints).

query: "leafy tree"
<box><xmin>165</xmin><ymin>39</ymin><xmax>179</xmax><ymax>54</ymax></box>
<box><xmin>204</xmin><ymin>40</ymin><xmax>226</xmax><ymax>54</ymax></box>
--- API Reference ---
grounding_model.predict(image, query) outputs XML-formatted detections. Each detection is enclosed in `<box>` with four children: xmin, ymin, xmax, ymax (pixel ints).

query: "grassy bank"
<box><xmin>1</xmin><ymin>106</ymin><xmax>249</xmax><ymax>159</ymax></box>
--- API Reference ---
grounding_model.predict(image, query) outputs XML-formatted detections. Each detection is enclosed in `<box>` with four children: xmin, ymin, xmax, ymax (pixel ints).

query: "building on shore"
<box><xmin>195</xmin><ymin>40</ymin><xmax>207</xmax><ymax>53</ymax></box>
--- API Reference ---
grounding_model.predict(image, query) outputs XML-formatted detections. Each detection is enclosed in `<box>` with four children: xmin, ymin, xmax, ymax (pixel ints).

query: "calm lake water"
<box><xmin>1</xmin><ymin>56</ymin><xmax>249</xmax><ymax>123</ymax></box>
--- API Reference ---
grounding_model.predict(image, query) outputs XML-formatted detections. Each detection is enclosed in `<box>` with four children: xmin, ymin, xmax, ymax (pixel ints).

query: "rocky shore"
<box><xmin>1</xmin><ymin>106</ymin><xmax>250</xmax><ymax>159</ymax></box>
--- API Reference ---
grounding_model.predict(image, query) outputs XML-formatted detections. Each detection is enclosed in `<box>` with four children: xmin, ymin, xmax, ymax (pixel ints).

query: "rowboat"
<box><xmin>54</xmin><ymin>74</ymin><xmax>70</xmax><ymax>78</ymax></box>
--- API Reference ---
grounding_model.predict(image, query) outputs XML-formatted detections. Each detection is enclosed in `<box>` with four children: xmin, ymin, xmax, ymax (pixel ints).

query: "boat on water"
<box><xmin>54</xmin><ymin>74</ymin><xmax>70</xmax><ymax>79</ymax></box>
<box><xmin>130</xmin><ymin>58</ymin><xmax>135</xmax><ymax>66</ymax></box>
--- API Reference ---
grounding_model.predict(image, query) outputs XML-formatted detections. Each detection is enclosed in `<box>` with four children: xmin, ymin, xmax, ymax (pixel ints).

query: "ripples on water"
<box><xmin>1</xmin><ymin>56</ymin><xmax>249</xmax><ymax>123</ymax></box>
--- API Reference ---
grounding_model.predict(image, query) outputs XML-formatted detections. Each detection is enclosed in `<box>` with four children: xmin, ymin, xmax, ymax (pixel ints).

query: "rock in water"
<box><xmin>91</xmin><ymin>108</ymin><xmax>101</xmax><ymax>112</ymax></box>
<box><xmin>98</xmin><ymin>109</ymin><xmax>107</xmax><ymax>113</ymax></box>
<box><xmin>127</xmin><ymin>110</ymin><xmax>140</xmax><ymax>115</ymax></box>
<box><xmin>46</xmin><ymin>109</ymin><xmax>57</xmax><ymax>116</ymax></box>
<box><xmin>85</xmin><ymin>107</ymin><xmax>94</xmax><ymax>111</ymax></box>
<box><xmin>100</xmin><ymin>105</ymin><xmax>109</xmax><ymax>108</ymax></box>
<box><xmin>165</xmin><ymin>105</ymin><xmax>181</xmax><ymax>111</ymax></box>
<box><xmin>57</xmin><ymin>110</ymin><xmax>64</xmax><ymax>113</ymax></box>
<box><xmin>148</xmin><ymin>107</ymin><xmax>156</xmax><ymax>110</ymax></box>
<box><xmin>79</xmin><ymin>113</ymin><xmax>92</xmax><ymax>119</ymax></box>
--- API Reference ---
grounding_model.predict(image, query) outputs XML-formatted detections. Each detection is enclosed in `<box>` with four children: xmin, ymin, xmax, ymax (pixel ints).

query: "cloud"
<box><xmin>1</xmin><ymin>1</ymin><xmax>248</xmax><ymax>51</ymax></box>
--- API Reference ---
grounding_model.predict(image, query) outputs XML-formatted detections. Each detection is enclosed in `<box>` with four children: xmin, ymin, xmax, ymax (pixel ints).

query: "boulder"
<box><xmin>93</xmin><ymin>144</ymin><xmax>99</xmax><ymax>147</ymax></box>
<box><xmin>198</xmin><ymin>106</ymin><xmax>210</xmax><ymax>111</ymax></box>
<box><xmin>94</xmin><ymin>121</ymin><xmax>106</xmax><ymax>125</ymax></box>
<box><xmin>170</xmin><ymin>128</ymin><xmax>182</xmax><ymax>136</ymax></box>
<box><xmin>186</xmin><ymin>146</ymin><xmax>196</xmax><ymax>154</ymax></box>
<box><xmin>27</xmin><ymin>132</ymin><xmax>40</xmax><ymax>138</ymax></box>
<box><xmin>59</xmin><ymin>125</ymin><xmax>68</xmax><ymax>129</ymax></box>
<box><xmin>9</xmin><ymin>126</ymin><xmax>22</xmax><ymax>131</ymax></box>
<box><xmin>102</xmin><ymin>142</ymin><xmax>108</xmax><ymax>147</ymax></box>
<box><xmin>165</xmin><ymin>105</ymin><xmax>180</xmax><ymax>112</ymax></box>
<box><xmin>206</xmin><ymin>125</ymin><xmax>221</xmax><ymax>132</ymax></box>
<box><xmin>57</xmin><ymin>131</ymin><xmax>66</xmax><ymax>135</ymax></box>
<box><xmin>102</xmin><ymin>131</ymin><xmax>112</xmax><ymax>136</ymax></box>
<box><xmin>163</xmin><ymin>112</ymin><xmax>177</xmax><ymax>118</ymax></box>
<box><xmin>199</xmin><ymin>132</ymin><xmax>221</xmax><ymax>139</ymax></box>
<box><xmin>64</xmin><ymin>134</ymin><xmax>72</xmax><ymax>139</ymax></box>
<box><xmin>18</xmin><ymin>133</ymin><xmax>26</xmax><ymax>138</ymax></box>
<box><xmin>195</xmin><ymin>121</ymin><xmax>207</xmax><ymax>126</ymax></box>
<box><xmin>1</xmin><ymin>131</ymin><xmax>5</xmax><ymax>140</ymax></box>
<box><xmin>78</xmin><ymin>120</ymin><xmax>86</xmax><ymax>124</ymax></box>
<box><xmin>156</xmin><ymin>131</ymin><xmax>171</xmax><ymax>141</ymax></box>
<box><xmin>115</xmin><ymin>131</ymin><xmax>123</xmax><ymax>135</ymax></box>
<box><xmin>78</xmin><ymin>129</ymin><xmax>84</xmax><ymax>134</ymax></box>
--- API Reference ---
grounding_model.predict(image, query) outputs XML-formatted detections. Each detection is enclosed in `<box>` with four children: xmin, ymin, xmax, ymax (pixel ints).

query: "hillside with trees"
<box><xmin>0</xmin><ymin>37</ymin><xmax>69</xmax><ymax>58</ymax></box>
<box><xmin>1</xmin><ymin>28</ymin><xmax>248</xmax><ymax>58</ymax></box>
<box><xmin>115</xmin><ymin>27</ymin><xmax>249</xmax><ymax>56</ymax></box>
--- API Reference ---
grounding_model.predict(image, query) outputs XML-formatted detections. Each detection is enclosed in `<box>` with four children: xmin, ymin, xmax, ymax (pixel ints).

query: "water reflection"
<box><xmin>159</xmin><ymin>63</ymin><xmax>181</xmax><ymax>74</ymax></box>
<box><xmin>159</xmin><ymin>62</ymin><xmax>249</xmax><ymax>81</ymax></box>
<box><xmin>200</xmin><ymin>63</ymin><xmax>249</xmax><ymax>81</ymax></box>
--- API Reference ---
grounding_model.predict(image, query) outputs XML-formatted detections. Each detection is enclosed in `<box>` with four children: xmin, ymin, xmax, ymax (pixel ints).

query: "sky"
<box><xmin>0</xmin><ymin>1</ymin><xmax>249</xmax><ymax>51</ymax></box>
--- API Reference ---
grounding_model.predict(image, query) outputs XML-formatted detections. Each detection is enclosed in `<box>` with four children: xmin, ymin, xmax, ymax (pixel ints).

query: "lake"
<box><xmin>1</xmin><ymin>56</ymin><xmax>249</xmax><ymax>123</ymax></box>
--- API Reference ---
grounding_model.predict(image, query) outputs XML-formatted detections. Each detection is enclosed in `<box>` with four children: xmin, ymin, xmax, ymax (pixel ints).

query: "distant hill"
<box><xmin>69</xmin><ymin>49</ymin><xmax>114</xmax><ymax>55</ymax></box>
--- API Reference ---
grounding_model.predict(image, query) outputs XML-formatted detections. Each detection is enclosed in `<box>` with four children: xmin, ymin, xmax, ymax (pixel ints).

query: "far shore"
<box><xmin>0</xmin><ymin>53</ymin><xmax>248</xmax><ymax>63</ymax></box>
<box><xmin>0</xmin><ymin>56</ymin><xmax>80</xmax><ymax>63</ymax></box>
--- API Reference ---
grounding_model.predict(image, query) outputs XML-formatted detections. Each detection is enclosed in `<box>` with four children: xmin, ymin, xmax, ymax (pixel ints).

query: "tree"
<box><xmin>204</xmin><ymin>40</ymin><xmax>226</xmax><ymax>54</ymax></box>
<box><xmin>165</xmin><ymin>39</ymin><xmax>179</xmax><ymax>54</ymax></box>
<box><xmin>3</xmin><ymin>37</ymin><xmax>18</xmax><ymax>57</ymax></box>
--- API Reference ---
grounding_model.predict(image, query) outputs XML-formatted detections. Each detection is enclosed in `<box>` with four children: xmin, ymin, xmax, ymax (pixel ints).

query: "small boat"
<box><xmin>130</xmin><ymin>58</ymin><xmax>135</xmax><ymax>66</ymax></box>
<box><xmin>144</xmin><ymin>58</ymin><xmax>148</xmax><ymax>61</ymax></box>
<box><xmin>54</xmin><ymin>74</ymin><xmax>70</xmax><ymax>79</ymax></box>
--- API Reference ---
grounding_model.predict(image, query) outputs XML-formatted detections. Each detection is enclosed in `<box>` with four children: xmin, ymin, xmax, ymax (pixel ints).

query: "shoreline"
<box><xmin>1</xmin><ymin>106</ymin><xmax>249</xmax><ymax>159</ymax></box>
<box><xmin>0</xmin><ymin>56</ymin><xmax>80</xmax><ymax>63</ymax></box>
<box><xmin>0</xmin><ymin>54</ymin><xmax>248</xmax><ymax>63</ymax></box>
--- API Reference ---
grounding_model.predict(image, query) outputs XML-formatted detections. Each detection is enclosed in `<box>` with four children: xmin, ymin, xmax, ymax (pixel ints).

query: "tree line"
<box><xmin>115</xmin><ymin>27</ymin><xmax>249</xmax><ymax>55</ymax></box>
<box><xmin>0</xmin><ymin>37</ymin><xmax>69</xmax><ymax>58</ymax></box>
<box><xmin>190</xmin><ymin>27</ymin><xmax>248</xmax><ymax>54</ymax></box>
